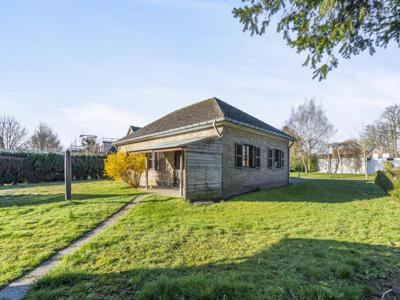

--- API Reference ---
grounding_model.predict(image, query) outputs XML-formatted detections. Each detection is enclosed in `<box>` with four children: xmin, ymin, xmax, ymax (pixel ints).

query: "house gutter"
<box><xmin>114</xmin><ymin>118</ymin><xmax>225</xmax><ymax>146</ymax></box>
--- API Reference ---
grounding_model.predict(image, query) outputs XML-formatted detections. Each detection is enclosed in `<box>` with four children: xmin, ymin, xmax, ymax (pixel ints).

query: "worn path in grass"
<box><xmin>0</xmin><ymin>194</ymin><xmax>147</xmax><ymax>300</ymax></box>
<box><xmin>0</xmin><ymin>180</ymin><xmax>139</xmax><ymax>287</ymax></box>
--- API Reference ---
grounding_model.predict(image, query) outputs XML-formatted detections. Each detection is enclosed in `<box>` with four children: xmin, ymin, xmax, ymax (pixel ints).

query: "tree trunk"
<box><xmin>363</xmin><ymin>147</ymin><xmax>368</xmax><ymax>181</ymax></box>
<box><xmin>326</xmin><ymin>153</ymin><xmax>331</xmax><ymax>175</ymax></box>
<box><xmin>301</xmin><ymin>156</ymin><xmax>308</xmax><ymax>173</ymax></box>
<box><xmin>337</xmin><ymin>149</ymin><xmax>343</xmax><ymax>176</ymax></box>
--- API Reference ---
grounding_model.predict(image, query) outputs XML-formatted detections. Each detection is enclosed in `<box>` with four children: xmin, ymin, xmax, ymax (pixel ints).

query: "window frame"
<box><xmin>235</xmin><ymin>143</ymin><xmax>261</xmax><ymax>169</ymax></box>
<box><xmin>273</xmin><ymin>149</ymin><xmax>285</xmax><ymax>169</ymax></box>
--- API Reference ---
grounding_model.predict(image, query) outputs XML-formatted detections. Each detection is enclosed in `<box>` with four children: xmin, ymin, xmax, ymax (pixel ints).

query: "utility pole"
<box><xmin>65</xmin><ymin>149</ymin><xmax>72</xmax><ymax>200</ymax></box>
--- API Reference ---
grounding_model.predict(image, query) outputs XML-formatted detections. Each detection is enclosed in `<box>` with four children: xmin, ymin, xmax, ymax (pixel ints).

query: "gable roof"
<box><xmin>127</xmin><ymin>125</ymin><xmax>142</xmax><ymax>135</ymax></box>
<box><xmin>116</xmin><ymin>97</ymin><xmax>294</xmax><ymax>145</ymax></box>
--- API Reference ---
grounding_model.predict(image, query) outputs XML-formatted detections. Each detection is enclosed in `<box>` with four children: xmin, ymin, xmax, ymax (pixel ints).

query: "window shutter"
<box><xmin>249</xmin><ymin>145</ymin><xmax>254</xmax><ymax>168</ymax></box>
<box><xmin>235</xmin><ymin>144</ymin><xmax>243</xmax><ymax>168</ymax></box>
<box><xmin>267</xmin><ymin>148</ymin><xmax>272</xmax><ymax>168</ymax></box>
<box><xmin>281</xmin><ymin>150</ymin><xmax>285</xmax><ymax>168</ymax></box>
<box><xmin>256</xmin><ymin>147</ymin><xmax>261</xmax><ymax>168</ymax></box>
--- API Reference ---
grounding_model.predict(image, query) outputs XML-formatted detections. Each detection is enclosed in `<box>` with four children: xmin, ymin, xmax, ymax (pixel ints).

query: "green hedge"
<box><xmin>0</xmin><ymin>151</ymin><xmax>105</xmax><ymax>185</ymax></box>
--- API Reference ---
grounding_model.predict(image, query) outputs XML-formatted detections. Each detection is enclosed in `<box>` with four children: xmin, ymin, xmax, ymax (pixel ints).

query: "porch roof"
<box><xmin>128</xmin><ymin>136</ymin><xmax>216</xmax><ymax>154</ymax></box>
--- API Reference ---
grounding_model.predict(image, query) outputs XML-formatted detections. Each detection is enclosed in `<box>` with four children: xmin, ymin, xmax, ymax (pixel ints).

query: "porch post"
<box><xmin>145</xmin><ymin>154</ymin><xmax>149</xmax><ymax>190</ymax></box>
<box><xmin>180</xmin><ymin>150</ymin><xmax>184</xmax><ymax>197</ymax></box>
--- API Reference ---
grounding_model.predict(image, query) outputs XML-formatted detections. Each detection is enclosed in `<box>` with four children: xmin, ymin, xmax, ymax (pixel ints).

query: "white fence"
<box><xmin>317</xmin><ymin>158</ymin><xmax>400</xmax><ymax>175</ymax></box>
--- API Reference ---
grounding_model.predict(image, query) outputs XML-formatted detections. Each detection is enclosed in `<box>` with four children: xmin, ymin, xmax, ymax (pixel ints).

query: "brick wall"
<box><xmin>221</xmin><ymin>125</ymin><xmax>289</xmax><ymax>198</ymax></box>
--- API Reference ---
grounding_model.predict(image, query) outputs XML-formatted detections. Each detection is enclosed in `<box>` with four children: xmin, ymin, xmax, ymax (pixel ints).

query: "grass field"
<box><xmin>26</xmin><ymin>180</ymin><xmax>400</xmax><ymax>300</ymax></box>
<box><xmin>0</xmin><ymin>180</ymin><xmax>138</xmax><ymax>287</ymax></box>
<box><xmin>290</xmin><ymin>171</ymin><xmax>375</xmax><ymax>181</ymax></box>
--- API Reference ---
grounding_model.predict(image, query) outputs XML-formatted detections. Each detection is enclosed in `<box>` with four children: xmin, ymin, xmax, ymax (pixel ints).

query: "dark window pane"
<box><xmin>236</xmin><ymin>156</ymin><xmax>243</xmax><ymax>168</ymax></box>
<box><xmin>236</xmin><ymin>144</ymin><xmax>243</xmax><ymax>155</ymax></box>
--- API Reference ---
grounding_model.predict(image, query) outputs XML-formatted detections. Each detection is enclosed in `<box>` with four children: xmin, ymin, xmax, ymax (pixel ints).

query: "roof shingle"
<box><xmin>116</xmin><ymin>97</ymin><xmax>294</xmax><ymax>144</ymax></box>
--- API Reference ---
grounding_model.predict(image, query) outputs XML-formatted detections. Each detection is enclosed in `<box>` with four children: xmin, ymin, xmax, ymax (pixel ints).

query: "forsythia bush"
<box><xmin>104</xmin><ymin>152</ymin><xmax>146</xmax><ymax>188</ymax></box>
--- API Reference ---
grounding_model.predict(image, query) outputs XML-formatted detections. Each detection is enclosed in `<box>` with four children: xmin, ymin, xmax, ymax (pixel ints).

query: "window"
<box><xmin>273</xmin><ymin>149</ymin><xmax>285</xmax><ymax>169</ymax></box>
<box><xmin>267</xmin><ymin>148</ymin><xmax>273</xmax><ymax>168</ymax></box>
<box><xmin>235</xmin><ymin>143</ymin><xmax>261</xmax><ymax>169</ymax></box>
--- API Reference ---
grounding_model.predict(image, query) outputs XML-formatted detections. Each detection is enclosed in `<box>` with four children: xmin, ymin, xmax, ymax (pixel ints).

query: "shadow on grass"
<box><xmin>233</xmin><ymin>180</ymin><xmax>386</xmax><ymax>203</ymax></box>
<box><xmin>25</xmin><ymin>238</ymin><xmax>400</xmax><ymax>300</ymax></box>
<box><xmin>0</xmin><ymin>193</ymin><xmax>141</xmax><ymax>208</ymax></box>
<box><xmin>0</xmin><ymin>179</ymin><xmax>112</xmax><ymax>191</ymax></box>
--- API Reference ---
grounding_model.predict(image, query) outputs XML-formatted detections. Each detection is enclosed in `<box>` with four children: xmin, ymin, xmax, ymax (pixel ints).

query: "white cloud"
<box><xmin>56</xmin><ymin>102</ymin><xmax>149</xmax><ymax>146</ymax></box>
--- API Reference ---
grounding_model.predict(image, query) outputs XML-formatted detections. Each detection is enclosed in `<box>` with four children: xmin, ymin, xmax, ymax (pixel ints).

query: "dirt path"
<box><xmin>0</xmin><ymin>194</ymin><xmax>147</xmax><ymax>300</ymax></box>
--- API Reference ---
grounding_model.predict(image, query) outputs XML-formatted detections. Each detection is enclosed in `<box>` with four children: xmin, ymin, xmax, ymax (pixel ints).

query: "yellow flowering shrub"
<box><xmin>104</xmin><ymin>152</ymin><xmax>146</xmax><ymax>188</ymax></box>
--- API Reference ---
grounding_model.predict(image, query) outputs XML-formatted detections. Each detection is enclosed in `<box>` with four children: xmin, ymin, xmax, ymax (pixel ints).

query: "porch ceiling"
<box><xmin>128</xmin><ymin>136</ymin><xmax>217</xmax><ymax>154</ymax></box>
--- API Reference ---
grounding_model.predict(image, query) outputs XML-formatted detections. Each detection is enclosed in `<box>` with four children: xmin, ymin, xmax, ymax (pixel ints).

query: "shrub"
<box><xmin>104</xmin><ymin>152</ymin><xmax>146</xmax><ymax>188</ymax></box>
<box><xmin>374</xmin><ymin>171</ymin><xmax>394</xmax><ymax>193</ymax></box>
<box><xmin>383</xmin><ymin>161</ymin><xmax>396</xmax><ymax>177</ymax></box>
<box><xmin>390</xmin><ymin>176</ymin><xmax>400</xmax><ymax>200</ymax></box>
<box><xmin>0</xmin><ymin>151</ymin><xmax>105</xmax><ymax>184</ymax></box>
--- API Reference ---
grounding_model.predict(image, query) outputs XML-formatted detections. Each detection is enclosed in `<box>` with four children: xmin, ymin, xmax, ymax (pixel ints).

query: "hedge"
<box><xmin>0</xmin><ymin>151</ymin><xmax>105</xmax><ymax>185</ymax></box>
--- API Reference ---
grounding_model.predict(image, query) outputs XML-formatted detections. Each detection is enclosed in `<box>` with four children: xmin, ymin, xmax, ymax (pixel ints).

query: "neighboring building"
<box><xmin>70</xmin><ymin>136</ymin><xmax>118</xmax><ymax>156</ymax></box>
<box><xmin>317</xmin><ymin>144</ymin><xmax>399</xmax><ymax>175</ymax></box>
<box><xmin>98</xmin><ymin>138</ymin><xmax>118</xmax><ymax>155</ymax></box>
<box><xmin>115</xmin><ymin>97</ymin><xmax>295</xmax><ymax>201</ymax></box>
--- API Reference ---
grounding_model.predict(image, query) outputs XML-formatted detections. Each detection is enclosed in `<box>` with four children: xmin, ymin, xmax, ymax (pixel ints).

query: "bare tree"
<box><xmin>28</xmin><ymin>123</ymin><xmax>62</xmax><ymax>152</ymax></box>
<box><xmin>285</xmin><ymin>99</ymin><xmax>335</xmax><ymax>173</ymax></box>
<box><xmin>80</xmin><ymin>135</ymin><xmax>98</xmax><ymax>153</ymax></box>
<box><xmin>0</xmin><ymin>116</ymin><xmax>27</xmax><ymax>150</ymax></box>
<box><xmin>381</xmin><ymin>104</ymin><xmax>400</xmax><ymax>157</ymax></box>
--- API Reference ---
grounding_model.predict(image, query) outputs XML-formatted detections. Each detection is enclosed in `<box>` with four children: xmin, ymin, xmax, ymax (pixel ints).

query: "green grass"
<box><xmin>290</xmin><ymin>171</ymin><xmax>375</xmax><ymax>181</ymax></box>
<box><xmin>0</xmin><ymin>180</ymin><xmax>139</xmax><ymax>287</ymax></box>
<box><xmin>26</xmin><ymin>180</ymin><xmax>400</xmax><ymax>299</ymax></box>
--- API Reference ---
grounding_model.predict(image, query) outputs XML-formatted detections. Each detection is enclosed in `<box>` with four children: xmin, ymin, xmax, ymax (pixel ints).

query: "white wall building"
<box><xmin>317</xmin><ymin>157</ymin><xmax>400</xmax><ymax>175</ymax></box>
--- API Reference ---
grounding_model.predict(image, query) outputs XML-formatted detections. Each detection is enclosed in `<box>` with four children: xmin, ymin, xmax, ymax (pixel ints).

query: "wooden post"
<box><xmin>145</xmin><ymin>155</ymin><xmax>149</xmax><ymax>190</ymax></box>
<box><xmin>64</xmin><ymin>150</ymin><xmax>72</xmax><ymax>201</ymax></box>
<box><xmin>179</xmin><ymin>150</ymin><xmax>184</xmax><ymax>197</ymax></box>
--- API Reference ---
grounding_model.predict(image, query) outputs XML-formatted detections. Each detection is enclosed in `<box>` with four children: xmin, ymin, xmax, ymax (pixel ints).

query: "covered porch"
<box><xmin>129</xmin><ymin>141</ymin><xmax>188</xmax><ymax>198</ymax></box>
<box><xmin>129</xmin><ymin>136</ymin><xmax>223</xmax><ymax>201</ymax></box>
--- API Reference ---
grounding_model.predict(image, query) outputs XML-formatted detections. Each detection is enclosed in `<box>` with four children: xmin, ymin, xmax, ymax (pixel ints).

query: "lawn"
<box><xmin>290</xmin><ymin>171</ymin><xmax>375</xmax><ymax>181</ymax></box>
<box><xmin>0</xmin><ymin>180</ymin><xmax>138</xmax><ymax>288</ymax></box>
<box><xmin>26</xmin><ymin>180</ymin><xmax>400</xmax><ymax>299</ymax></box>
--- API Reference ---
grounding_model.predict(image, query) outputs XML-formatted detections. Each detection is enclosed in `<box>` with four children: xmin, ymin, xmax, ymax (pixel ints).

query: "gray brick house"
<box><xmin>115</xmin><ymin>98</ymin><xmax>295</xmax><ymax>201</ymax></box>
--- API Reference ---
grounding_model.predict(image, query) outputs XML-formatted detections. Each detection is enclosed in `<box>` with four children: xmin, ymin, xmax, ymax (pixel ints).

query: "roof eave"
<box><xmin>115</xmin><ymin>117</ymin><xmax>295</xmax><ymax>147</ymax></box>
<box><xmin>115</xmin><ymin>118</ymin><xmax>225</xmax><ymax>146</ymax></box>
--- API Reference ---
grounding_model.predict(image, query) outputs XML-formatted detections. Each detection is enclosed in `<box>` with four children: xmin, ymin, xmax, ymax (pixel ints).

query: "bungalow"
<box><xmin>115</xmin><ymin>98</ymin><xmax>295</xmax><ymax>201</ymax></box>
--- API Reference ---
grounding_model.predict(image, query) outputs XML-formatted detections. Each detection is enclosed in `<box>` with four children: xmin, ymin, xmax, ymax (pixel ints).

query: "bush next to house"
<box><xmin>0</xmin><ymin>151</ymin><xmax>105</xmax><ymax>185</ymax></box>
<box><xmin>104</xmin><ymin>152</ymin><xmax>146</xmax><ymax>188</ymax></box>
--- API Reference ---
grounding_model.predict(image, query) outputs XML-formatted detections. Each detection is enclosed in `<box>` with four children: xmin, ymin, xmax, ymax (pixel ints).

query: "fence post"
<box><xmin>65</xmin><ymin>150</ymin><xmax>72</xmax><ymax>200</ymax></box>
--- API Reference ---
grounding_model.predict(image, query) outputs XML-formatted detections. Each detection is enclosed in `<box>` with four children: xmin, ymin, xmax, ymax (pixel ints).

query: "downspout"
<box><xmin>213</xmin><ymin>120</ymin><xmax>224</xmax><ymax>199</ymax></box>
<box><xmin>213</xmin><ymin>120</ymin><xmax>222</xmax><ymax>137</ymax></box>
<box><xmin>288</xmin><ymin>141</ymin><xmax>295</xmax><ymax>184</ymax></box>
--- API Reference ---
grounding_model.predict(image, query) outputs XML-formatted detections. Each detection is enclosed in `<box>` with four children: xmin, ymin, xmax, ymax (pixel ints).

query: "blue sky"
<box><xmin>1</xmin><ymin>0</ymin><xmax>399</xmax><ymax>146</ymax></box>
